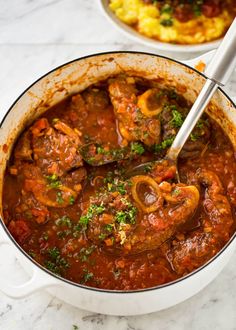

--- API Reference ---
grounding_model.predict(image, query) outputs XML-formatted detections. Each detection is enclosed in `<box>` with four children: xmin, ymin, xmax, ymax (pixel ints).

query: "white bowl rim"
<box><xmin>98</xmin><ymin>0</ymin><xmax>222</xmax><ymax>53</ymax></box>
<box><xmin>1</xmin><ymin>50</ymin><xmax>236</xmax><ymax>294</ymax></box>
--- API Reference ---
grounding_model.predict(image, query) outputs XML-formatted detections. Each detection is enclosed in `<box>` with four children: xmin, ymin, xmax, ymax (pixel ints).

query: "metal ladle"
<box><xmin>127</xmin><ymin>18</ymin><xmax>236</xmax><ymax>178</ymax></box>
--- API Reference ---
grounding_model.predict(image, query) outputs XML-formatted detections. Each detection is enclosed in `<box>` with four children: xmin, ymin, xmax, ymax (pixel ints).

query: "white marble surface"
<box><xmin>0</xmin><ymin>1</ymin><xmax>236</xmax><ymax>329</ymax></box>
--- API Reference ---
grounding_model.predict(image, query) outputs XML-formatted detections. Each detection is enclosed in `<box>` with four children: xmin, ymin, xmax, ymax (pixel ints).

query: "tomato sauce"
<box><xmin>2</xmin><ymin>75</ymin><xmax>236</xmax><ymax>290</ymax></box>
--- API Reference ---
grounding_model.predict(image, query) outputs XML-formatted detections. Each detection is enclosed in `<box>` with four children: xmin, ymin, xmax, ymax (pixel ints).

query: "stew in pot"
<box><xmin>2</xmin><ymin>75</ymin><xmax>236</xmax><ymax>290</ymax></box>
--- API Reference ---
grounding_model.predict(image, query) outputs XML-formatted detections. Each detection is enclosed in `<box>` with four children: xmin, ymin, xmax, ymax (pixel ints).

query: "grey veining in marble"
<box><xmin>0</xmin><ymin>1</ymin><xmax>236</xmax><ymax>329</ymax></box>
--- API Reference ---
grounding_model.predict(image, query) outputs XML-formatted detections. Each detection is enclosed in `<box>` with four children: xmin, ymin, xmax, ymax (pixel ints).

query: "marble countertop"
<box><xmin>0</xmin><ymin>1</ymin><xmax>236</xmax><ymax>329</ymax></box>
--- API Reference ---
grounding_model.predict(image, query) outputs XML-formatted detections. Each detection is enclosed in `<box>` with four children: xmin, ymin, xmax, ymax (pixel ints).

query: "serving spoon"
<box><xmin>127</xmin><ymin>18</ymin><xmax>236</xmax><ymax>178</ymax></box>
<box><xmin>80</xmin><ymin>19</ymin><xmax>236</xmax><ymax>173</ymax></box>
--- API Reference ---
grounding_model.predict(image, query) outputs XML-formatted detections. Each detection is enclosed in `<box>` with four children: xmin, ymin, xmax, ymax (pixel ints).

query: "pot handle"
<box><xmin>182</xmin><ymin>50</ymin><xmax>216</xmax><ymax>70</ymax></box>
<box><xmin>183</xmin><ymin>52</ymin><xmax>236</xmax><ymax>105</ymax></box>
<box><xmin>0</xmin><ymin>231</ymin><xmax>59</xmax><ymax>298</ymax></box>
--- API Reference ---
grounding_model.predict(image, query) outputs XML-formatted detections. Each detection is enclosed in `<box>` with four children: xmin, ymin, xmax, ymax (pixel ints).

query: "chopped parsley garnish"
<box><xmin>168</xmin><ymin>90</ymin><xmax>179</xmax><ymax>100</ymax></box>
<box><xmin>29</xmin><ymin>250</ymin><xmax>36</xmax><ymax>258</ymax></box>
<box><xmin>160</xmin><ymin>4</ymin><xmax>172</xmax><ymax>15</ymax></box>
<box><xmin>81</xmin><ymin>269</ymin><xmax>94</xmax><ymax>283</ymax></box>
<box><xmin>98</xmin><ymin>233</ymin><xmax>107</xmax><ymax>240</ymax></box>
<box><xmin>79</xmin><ymin>246</ymin><xmax>95</xmax><ymax>262</ymax></box>
<box><xmin>108</xmin><ymin>181</ymin><xmax>127</xmax><ymax>195</ymax></box>
<box><xmin>190</xmin><ymin>133</ymin><xmax>199</xmax><ymax>141</ymax></box>
<box><xmin>115</xmin><ymin>204</ymin><xmax>137</xmax><ymax>225</ymax></box>
<box><xmin>48</xmin><ymin>247</ymin><xmax>60</xmax><ymax>260</ymax></box>
<box><xmin>172</xmin><ymin>188</ymin><xmax>180</xmax><ymax>196</ymax></box>
<box><xmin>57</xmin><ymin>230</ymin><xmax>71</xmax><ymax>239</ymax></box>
<box><xmin>143</xmin><ymin>164</ymin><xmax>153</xmax><ymax>173</ymax></box>
<box><xmin>79</xmin><ymin>204</ymin><xmax>105</xmax><ymax>228</ymax></box>
<box><xmin>130</xmin><ymin>142</ymin><xmax>145</xmax><ymax>155</ymax></box>
<box><xmin>55</xmin><ymin>215</ymin><xmax>72</xmax><ymax>228</ymax></box>
<box><xmin>160</xmin><ymin>18</ymin><xmax>173</xmax><ymax>27</ymax></box>
<box><xmin>72</xmin><ymin>325</ymin><xmax>79</xmax><ymax>330</ymax></box>
<box><xmin>154</xmin><ymin>136</ymin><xmax>175</xmax><ymax>153</ymax></box>
<box><xmin>105</xmin><ymin>224</ymin><xmax>113</xmax><ymax>232</ymax></box>
<box><xmin>104</xmin><ymin>171</ymin><xmax>114</xmax><ymax>184</ymax></box>
<box><xmin>45</xmin><ymin>247</ymin><xmax>69</xmax><ymax>276</ymax></box>
<box><xmin>69</xmin><ymin>196</ymin><xmax>75</xmax><ymax>205</ymax></box>
<box><xmin>43</xmin><ymin>233</ymin><xmax>49</xmax><ymax>241</ymax></box>
<box><xmin>97</xmin><ymin>145</ymin><xmax>106</xmax><ymax>154</ymax></box>
<box><xmin>170</xmin><ymin>109</ymin><xmax>184</xmax><ymax>128</ymax></box>
<box><xmin>193</xmin><ymin>1</ymin><xmax>203</xmax><ymax>16</ymax></box>
<box><xmin>113</xmin><ymin>268</ymin><xmax>121</xmax><ymax>280</ymax></box>
<box><xmin>46</xmin><ymin>174</ymin><xmax>61</xmax><ymax>189</ymax></box>
<box><xmin>56</xmin><ymin>191</ymin><xmax>64</xmax><ymax>204</ymax></box>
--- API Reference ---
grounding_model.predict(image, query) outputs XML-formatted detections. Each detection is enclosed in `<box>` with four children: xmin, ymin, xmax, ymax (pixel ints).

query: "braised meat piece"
<box><xmin>160</xmin><ymin>103</ymin><xmax>211</xmax><ymax>158</ymax></box>
<box><xmin>31</xmin><ymin>118</ymin><xmax>83</xmax><ymax>176</ymax></box>
<box><xmin>168</xmin><ymin>170</ymin><xmax>233</xmax><ymax>275</ymax></box>
<box><xmin>81</xmin><ymin>161</ymin><xmax>199</xmax><ymax>254</ymax></box>
<box><xmin>108</xmin><ymin>76</ymin><xmax>161</xmax><ymax>146</ymax></box>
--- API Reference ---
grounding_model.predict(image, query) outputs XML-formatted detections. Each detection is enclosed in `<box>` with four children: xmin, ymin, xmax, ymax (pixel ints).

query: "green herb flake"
<box><xmin>79</xmin><ymin>246</ymin><xmax>95</xmax><ymax>262</ymax></box>
<box><xmin>81</xmin><ymin>269</ymin><xmax>94</xmax><ymax>283</ymax></box>
<box><xmin>113</xmin><ymin>268</ymin><xmax>121</xmax><ymax>280</ymax></box>
<box><xmin>130</xmin><ymin>142</ymin><xmax>145</xmax><ymax>155</ymax></box>
<box><xmin>170</xmin><ymin>109</ymin><xmax>184</xmax><ymax>128</ymax></box>
<box><xmin>193</xmin><ymin>3</ymin><xmax>202</xmax><ymax>16</ymax></box>
<box><xmin>172</xmin><ymin>189</ymin><xmax>180</xmax><ymax>196</ymax></box>
<box><xmin>105</xmin><ymin>224</ymin><xmax>113</xmax><ymax>232</ymax></box>
<box><xmin>99</xmin><ymin>233</ymin><xmax>107</xmax><ymax>240</ymax></box>
<box><xmin>154</xmin><ymin>136</ymin><xmax>175</xmax><ymax>153</ymax></box>
<box><xmin>45</xmin><ymin>247</ymin><xmax>69</xmax><ymax>276</ymax></box>
<box><xmin>79</xmin><ymin>204</ymin><xmax>105</xmax><ymax>229</ymax></box>
<box><xmin>46</xmin><ymin>174</ymin><xmax>61</xmax><ymax>189</ymax></box>
<box><xmin>72</xmin><ymin>325</ymin><xmax>79</xmax><ymax>330</ymax></box>
<box><xmin>29</xmin><ymin>250</ymin><xmax>36</xmax><ymax>258</ymax></box>
<box><xmin>69</xmin><ymin>196</ymin><xmax>75</xmax><ymax>205</ymax></box>
<box><xmin>115</xmin><ymin>204</ymin><xmax>137</xmax><ymax>225</ymax></box>
<box><xmin>48</xmin><ymin>247</ymin><xmax>60</xmax><ymax>261</ymax></box>
<box><xmin>160</xmin><ymin>18</ymin><xmax>173</xmax><ymax>27</ymax></box>
<box><xmin>56</xmin><ymin>191</ymin><xmax>64</xmax><ymax>204</ymax></box>
<box><xmin>55</xmin><ymin>215</ymin><xmax>72</xmax><ymax>228</ymax></box>
<box><xmin>160</xmin><ymin>4</ymin><xmax>172</xmax><ymax>15</ymax></box>
<box><xmin>190</xmin><ymin>133</ymin><xmax>199</xmax><ymax>141</ymax></box>
<box><xmin>43</xmin><ymin>233</ymin><xmax>49</xmax><ymax>241</ymax></box>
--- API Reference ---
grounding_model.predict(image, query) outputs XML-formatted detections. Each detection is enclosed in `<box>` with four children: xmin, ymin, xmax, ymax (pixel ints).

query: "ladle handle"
<box><xmin>167</xmin><ymin>18</ymin><xmax>236</xmax><ymax>161</ymax></box>
<box><xmin>205</xmin><ymin>18</ymin><xmax>236</xmax><ymax>86</ymax></box>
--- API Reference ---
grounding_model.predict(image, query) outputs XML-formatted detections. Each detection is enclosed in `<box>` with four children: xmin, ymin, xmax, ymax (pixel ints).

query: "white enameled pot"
<box><xmin>0</xmin><ymin>51</ymin><xmax>236</xmax><ymax>316</ymax></box>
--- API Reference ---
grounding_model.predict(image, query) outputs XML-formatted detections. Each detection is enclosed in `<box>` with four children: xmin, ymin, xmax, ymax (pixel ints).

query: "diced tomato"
<box><xmin>31</xmin><ymin>208</ymin><xmax>49</xmax><ymax>224</ymax></box>
<box><xmin>174</xmin><ymin>5</ymin><xmax>194</xmax><ymax>23</ymax></box>
<box><xmin>202</xmin><ymin>0</ymin><xmax>221</xmax><ymax>17</ymax></box>
<box><xmin>8</xmin><ymin>220</ymin><xmax>31</xmax><ymax>244</ymax></box>
<box><xmin>31</xmin><ymin>118</ymin><xmax>49</xmax><ymax>136</ymax></box>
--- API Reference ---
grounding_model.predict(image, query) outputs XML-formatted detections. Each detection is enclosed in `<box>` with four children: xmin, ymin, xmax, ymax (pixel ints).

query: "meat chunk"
<box><xmin>160</xmin><ymin>105</ymin><xmax>211</xmax><ymax>158</ymax></box>
<box><xmin>108</xmin><ymin>77</ymin><xmax>161</xmax><ymax>146</ymax></box>
<box><xmin>31</xmin><ymin>118</ymin><xmax>83</xmax><ymax>176</ymax></box>
<box><xmin>80</xmin><ymin>161</ymin><xmax>199</xmax><ymax>255</ymax></box>
<box><xmin>22</xmin><ymin>164</ymin><xmax>86</xmax><ymax>209</ymax></box>
<box><xmin>14</xmin><ymin>131</ymin><xmax>32</xmax><ymax>161</ymax></box>
<box><xmin>167</xmin><ymin>169</ymin><xmax>233</xmax><ymax>275</ymax></box>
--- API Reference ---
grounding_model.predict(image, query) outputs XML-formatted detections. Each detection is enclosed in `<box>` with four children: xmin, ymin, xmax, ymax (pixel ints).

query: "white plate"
<box><xmin>98</xmin><ymin>0</ymin><xmax>222</xmax><ymax>57</ymax></box>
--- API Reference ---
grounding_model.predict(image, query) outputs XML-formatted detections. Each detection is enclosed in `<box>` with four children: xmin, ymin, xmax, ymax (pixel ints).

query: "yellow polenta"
<box><xmin>109</xmin><ymin>0</ymin><xmax>233</xmax><ymax>44</ymax></box>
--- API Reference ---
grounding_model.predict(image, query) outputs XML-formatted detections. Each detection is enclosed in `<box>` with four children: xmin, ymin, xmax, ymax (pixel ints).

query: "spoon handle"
<box><xmin>167</xmin><ymin>18</ymin><xmax>236</xmax><ymax>161</ymax></box>
<box><xmin>205</xmin><ymin>18</ymin><xmax>236</xmax><ymax>86</ymax></box>
<box><xmin>167</xmin><ymin>79</ymin><xmax>217</xmax><ymax>160</ymax></box>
